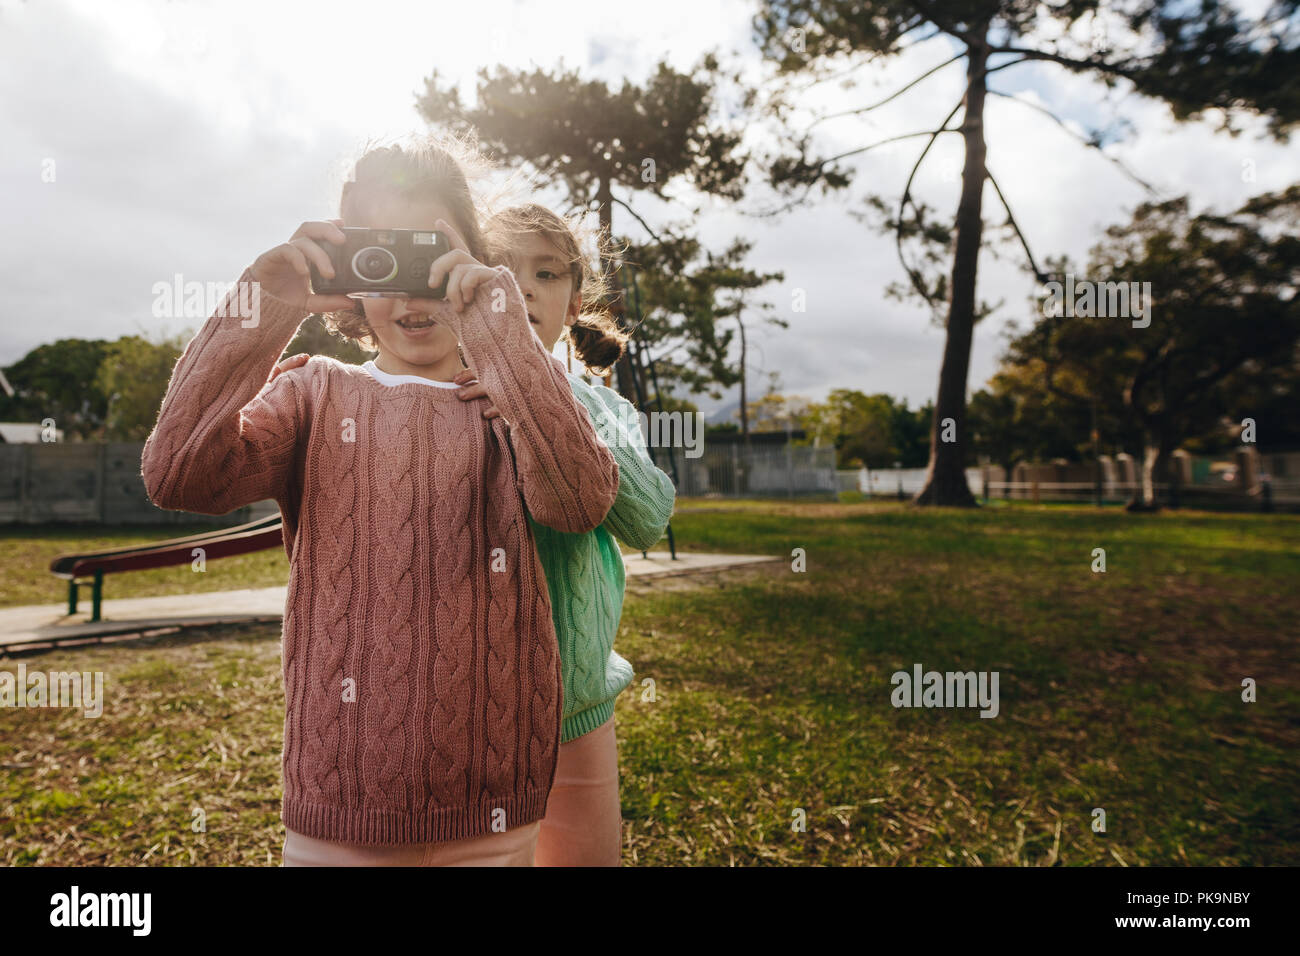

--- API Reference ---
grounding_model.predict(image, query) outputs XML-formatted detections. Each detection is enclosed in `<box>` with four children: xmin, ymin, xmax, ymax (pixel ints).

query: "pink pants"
<box><xmin>280</xmin><ymin>716</ymin><xmax>620</xmax><ymax>867</ymax></box>
<box><xmin>282</xmin><ymin>820</ymin><xmax>540</xmax><ymax>867</ymax></box>
<box><xmin>535</xmin><ymin>716</ymin><xmax>622</xmax><ymax>867</ymax></box>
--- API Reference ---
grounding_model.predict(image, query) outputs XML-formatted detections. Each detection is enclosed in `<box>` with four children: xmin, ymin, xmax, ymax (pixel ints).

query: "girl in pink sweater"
<box><xmin>141</xmin><ymin>138</ymin><xmax>619</xmax><ymax>865</ymax></box>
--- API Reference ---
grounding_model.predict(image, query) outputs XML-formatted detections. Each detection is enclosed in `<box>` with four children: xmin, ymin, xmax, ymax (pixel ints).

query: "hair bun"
<box><xmin>568</xmin><ymin>316</ymin><xmax>628</xmax><ymax>374</ymax></box>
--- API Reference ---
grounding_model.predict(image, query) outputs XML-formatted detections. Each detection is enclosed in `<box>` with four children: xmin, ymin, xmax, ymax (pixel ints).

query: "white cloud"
<box><xmin>1</xmin><ymin>0</ymin><xmax>1294</xmax><ymax>419</ymax></box>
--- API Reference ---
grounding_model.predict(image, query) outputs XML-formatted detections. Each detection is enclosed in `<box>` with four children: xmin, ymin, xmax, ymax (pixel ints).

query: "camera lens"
<box><xmin>352</xmin><ymin>246</ymin><xmax>399</xmax><ymax>283</ymax></box>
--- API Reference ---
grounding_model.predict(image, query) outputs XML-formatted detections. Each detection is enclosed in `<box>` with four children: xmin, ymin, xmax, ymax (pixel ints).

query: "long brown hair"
<box><xmin>321</xmin><ymin>133</ymin><xmax>491</xmax><ymax>350</ymax></box>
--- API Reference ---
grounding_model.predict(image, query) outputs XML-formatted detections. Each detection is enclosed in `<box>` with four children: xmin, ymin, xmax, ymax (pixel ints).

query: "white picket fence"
<box><xmin>835</xmin><ymin>468</ymin><xmax>985</xmax><ymax>496</ymax></box>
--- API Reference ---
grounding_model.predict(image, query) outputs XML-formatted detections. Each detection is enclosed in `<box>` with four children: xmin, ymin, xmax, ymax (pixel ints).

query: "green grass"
<box><xmin>0</xmin><ymin>522</ymin><xmax>290</xmax><ymax>608</ymax></box>
<box><xmin>2</xmin><ymin>499</ymin><xmax>1297</xmax><ymax>865</ymax></box>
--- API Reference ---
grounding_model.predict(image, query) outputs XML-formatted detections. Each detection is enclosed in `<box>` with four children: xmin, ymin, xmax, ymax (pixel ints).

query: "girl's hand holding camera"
<box><xmin>405</xmin><ymin>219</ymin><xmax>503</xmax><ymax>318</ymax></box>
<box><xmin>252</xmin><ymin>217</ymin><xmax>498</xmax><ymax>322</ymax></box>
<box><xmin>250</xmin><ymin>220</ymin><xmax>357</xmax><ymax>314</ymax></box>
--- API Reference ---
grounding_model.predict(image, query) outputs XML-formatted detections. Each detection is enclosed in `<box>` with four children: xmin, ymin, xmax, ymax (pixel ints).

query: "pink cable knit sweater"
<box><xmin>141</xmin><ymin>266</ymin><xmax>620</xmax><ymax>844</ymax></box>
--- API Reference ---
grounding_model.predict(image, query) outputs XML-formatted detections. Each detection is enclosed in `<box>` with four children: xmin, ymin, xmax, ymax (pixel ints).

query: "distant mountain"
<box><xmin>705</xmin><ymin>399</ymin><xmax>742</xmax><ymax>425</ymax></box>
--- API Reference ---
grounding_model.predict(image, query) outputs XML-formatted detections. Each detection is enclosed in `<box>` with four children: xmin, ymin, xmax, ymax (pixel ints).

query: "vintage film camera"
<box><xmin>309</xmin><ymin>227</ymin><xmax>451</xmax><ymax>298</ymax></box>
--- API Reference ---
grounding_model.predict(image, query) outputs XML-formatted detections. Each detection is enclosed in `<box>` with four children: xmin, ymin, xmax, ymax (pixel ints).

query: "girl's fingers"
<box><xmin>483</xmin><ymin>406</ymin><xmax>501</xmax><ymax>420</ymax></box>
<box><xmin>268</xmin><ymin>353</ymin><xmax>308</xmax><ymax>383</ymax></box>
<box><xmin>290</xmin><ymin>237</ymin><xmax>336</xmax><ymax>279</ymax></box>
<box><xmin>460</xmin><ymin>265</ymin><xmax>498</xmax><ymax>302</ymax></box>
<box><xmin>445</xmin><ymin>264</ymin><xmax>463</xmax><ymax>312</ymax></box>
<box><xmin>449</xmin><ymin>263</ymin><xmax>480</xmax><ymax>312</ymax></box>
<box><xmin>453</xmin><ymin>368</ymin><xmax>477</xmax><ymax>385</ymax></box>
<box><xmin>456</xmin><ymin>382</ymin><xmax>489</xmax><ymax>401</ymax></box>
<box><xmin>435</xmin><ymin>218</ymin><xmax>471</xmax><ymax>255</ymax></box>
<box><xmin>428</xmin><ymin>249</ymin><xmax>475</xmax><ymax>294</ymax></box>
<box><xmin>253</xmin><ymin>243</ymin><xmax>302</xmax><ymax>279</ymax></box>
<box><xmin>448</xmin><ymin>264</ymin><xmax>502</xmax><ymax>312</ymax></box>
<box><xmin>276</xmin><ymin>242</ymin><xmax>311</xmax><ymax>278</ymax></box>
<box><xmin>252</xmin><ymin>228</ymin><xmax>351</xmax><ymax>306</ymax></box>
<box><xmin>291</xmin><ymin>220</ymin><xmax>347</xmax><ymax>245</ymax></box>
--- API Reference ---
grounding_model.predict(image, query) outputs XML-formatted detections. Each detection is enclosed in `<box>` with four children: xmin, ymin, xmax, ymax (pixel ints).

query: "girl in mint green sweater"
<box><xmin>455</xmin><ymin>203</ymin><xmax>676</xmax><ymax>866</ymax></box>
<box><xmin>274</xmin><ymin>203</ymin><xmax>675</xmax><ymax>864</ymax></box>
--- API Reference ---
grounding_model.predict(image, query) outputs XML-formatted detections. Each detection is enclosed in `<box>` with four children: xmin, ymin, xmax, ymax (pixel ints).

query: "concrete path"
<box><xmin>0</xmin><ymin>551</ymin><xmax>780</xmax><ymax>653</ymax></box>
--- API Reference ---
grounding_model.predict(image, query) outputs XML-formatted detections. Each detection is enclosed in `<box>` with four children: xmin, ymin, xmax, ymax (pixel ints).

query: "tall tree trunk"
<box><xmin>598</xmin><ymin>176</ymin><xmax>640</xmax><ymax>404</ymax></box>
<box><xmin>913</xmin><ymin>31</ymin><xmax>989</xmax><ymax>508</ymax></box>
<box><xmin>737</xmin><ymin>314</ymin><xmax>749</xmax><ymax>493</ymax></box>
<box><xmin>737</xmin><ymin>315</ymin><xmax>749</xmax><ymax>442</ymax></box>
<box><xmin>1127</xmin><ymin>434</ymin><xmax>1170</xmax><ymax>512</ymax></box>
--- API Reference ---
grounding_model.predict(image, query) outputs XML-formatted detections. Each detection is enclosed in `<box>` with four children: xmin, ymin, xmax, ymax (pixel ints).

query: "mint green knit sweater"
<box><xmin>529</xmin><ymin>373</ymin><xmax>676</xmax><ymax>743</ymax></box>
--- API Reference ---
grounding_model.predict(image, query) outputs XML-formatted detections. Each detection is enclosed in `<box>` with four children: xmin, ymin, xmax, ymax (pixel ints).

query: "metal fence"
<box><xmin>0</xmin><ymin>442</ymin><xmax>254</xmax><ymax>525</ymax></box>
<box><xmin>1</xmin><ymin>437</ymin><xmax>840</xmax><ymax>522</ymax></box>
<box><xmin>659</xmin><ymin>444</ymin><xmax>838</xmax><ymax>498</ymax></box>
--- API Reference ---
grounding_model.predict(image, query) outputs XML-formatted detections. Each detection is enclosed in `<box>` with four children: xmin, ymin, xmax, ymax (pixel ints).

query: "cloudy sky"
<box><xmin>2</xmin><ymin>0</ymin><xmax>1294</xmax><ymax>418</ymax></box>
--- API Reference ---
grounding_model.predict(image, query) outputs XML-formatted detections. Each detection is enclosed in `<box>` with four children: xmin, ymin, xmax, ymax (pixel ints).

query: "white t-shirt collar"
<box><xmin>362</xmin><ymin>359</ymin><xmax>461</xmax><ymax>389</ymax></box>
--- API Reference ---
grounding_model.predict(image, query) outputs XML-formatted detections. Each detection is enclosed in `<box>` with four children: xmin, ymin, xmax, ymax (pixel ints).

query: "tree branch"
<box><xmin>645</xmin><ymin>337</ymin><xmax>690</xmax><ymax>366</ymax></box>
<box><xmin>906</xmin><ymin>26</ymin><xmax>945</xmax><ymax>46</ymax></box>
<box><xmin>1126</xmin><ymin>340</ymin><xmax>1176</xmax><ymax>416</ymax></box>
<box><xmin>987</xmin><ymin>46</ymin><xmax>1139</xmax><ymax>83</ymax></box>
<box><xmin>788</xmin><ymin>50</ymin><xmax>885</xmax><ymax>95</ymax></box>
<box><xmin>778</xmin><ymin>14</ymin><xmax>934</xmax><ymax>96</ymax></box>
<box><xmin>985</xmin><ymin>55</ymin><xmax>1030</xmax><ymax>74</ymax></box>
<box><xmin>743</xmin><ymin>127</ymin><xmax>961</xmax><ymax>219</ymax></box>
<box><xmin>610</xmin><ymin>196</ymin><xmax>663</xmax><ymax>242</ymax></box>
<box><xmin>896</xmin><ymin>96</ymin><xmax>966</xmax><ymax>309</ymax></box>
<box><xmin>822</xmin><ymin>127</ymin><xmax>964</xmax><ymax>167</ymax></box>
<box><xmin>1043</xmin><ymin>352</ymin><xmax>1092</xmax><ymax>405</ymax></box>
<box><xmin>908</xmin><ymin>0</ymin><xmax>972</xmax><ymax>44</ymax></box>
<box><xmin>808</xmin><ymin>54</ymin><xmax>964</xmax><ymax>130</ymax></box>
<box><xmin>986</xmin><ymin>89</ymin><xmax>1159</xmax><ymax>194</ymax></box>
<box><xmin>984</xmin><ymin>164</ymin><xmax>1046</xmax><ymax>282</ymax></box>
